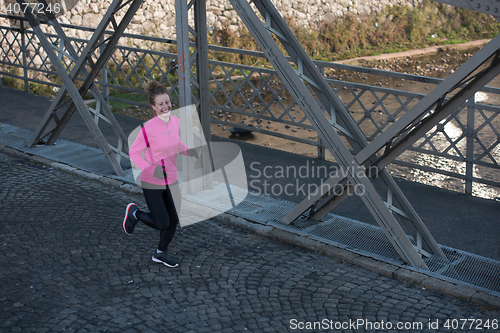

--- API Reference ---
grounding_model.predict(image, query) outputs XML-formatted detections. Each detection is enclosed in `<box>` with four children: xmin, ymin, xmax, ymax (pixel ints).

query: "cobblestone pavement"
<box><xmin>0</xmin><ymin>150</ymin><xmax>499</xmax><ymax>333</ymax></box>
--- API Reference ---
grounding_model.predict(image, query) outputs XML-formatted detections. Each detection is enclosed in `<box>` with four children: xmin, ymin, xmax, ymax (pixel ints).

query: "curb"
<box><xmin>2</xmin><ymin>143</ymin><xmax>499</xmax><ymax>309</ymax></box>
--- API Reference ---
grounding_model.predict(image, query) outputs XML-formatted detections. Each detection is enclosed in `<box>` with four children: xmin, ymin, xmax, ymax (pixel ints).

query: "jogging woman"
<box><xmin>123</xmin><ymin>81</ymin><xmax>198</xmax><ymax>267</ymax></box>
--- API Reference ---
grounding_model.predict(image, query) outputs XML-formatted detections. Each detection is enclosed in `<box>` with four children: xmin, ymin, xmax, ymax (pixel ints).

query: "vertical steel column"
<box><xmin>176</xmin><ymin>0</ymin><xmax>213</xmax><ymax>192</ymax></box>
<box><xmin>175</xmin><ymin>0</ymin><xmax>210</xmax><ymax>138</ymax></box>
<box><xmin>175</xmin><ymin>0</ymin><xmax>191</xmax><ymax>109</ymax></box>
<box><xmin>465</xmin><ymin>96</ymin><xmax>476</xmax><ymax>195</ymax></box>
<box><xmin>193</xmin><ymin>0</ymin><xmax>213</xmax><ymax>190</ymax></box>
<box><xmin>194</xmin><ymin>0</ymin><xmax>211</xmax><ymax>143</ymax></box>
<box><xmin>21</xmin><ymin>25</ymin><xmax>28</xmax><ymax>92</ymax></box>
<box><xmin>176</xmin><ymin>0</ymin><xmax>196</xmax><ymax>195</ymax></box>
<box><xmin>175</xmin><ymin>0</ymin><xmax>210</xmax><ymax>119</ymax></box>
<box><xmin>316</xmin><ymin>64</ymin><xmax>326</xmax><ymax>160</ymax></box>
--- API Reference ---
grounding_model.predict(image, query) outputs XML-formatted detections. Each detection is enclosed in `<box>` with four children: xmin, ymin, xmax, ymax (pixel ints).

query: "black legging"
<box><xmin>136</xmin><ymin>181</ymin><xmax>181</xmax><ymax>252</ymax></box>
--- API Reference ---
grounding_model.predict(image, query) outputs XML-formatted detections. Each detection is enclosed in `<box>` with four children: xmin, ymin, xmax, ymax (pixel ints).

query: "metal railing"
<box><xmin>2</xmin><ymin>14</ymin><xmax>500</xmax><ymax>196</ymax></box>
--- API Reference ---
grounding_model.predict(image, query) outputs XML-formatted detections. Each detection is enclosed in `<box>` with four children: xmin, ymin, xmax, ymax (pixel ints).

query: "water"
<box><xmin>210</xmin><ymin>46</ymin><xmax>500</xmax><ymax>200</ymax></box>
<box><xmin>356</xmin><ymin>47</ymin><xmax>500</xmax><ymax>201</ymax></box>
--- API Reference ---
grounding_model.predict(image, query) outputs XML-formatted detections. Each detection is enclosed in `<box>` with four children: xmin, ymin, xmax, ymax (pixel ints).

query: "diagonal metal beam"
<box><xmin>27</xmin><ymin>0</ymin><xmax>116</xmax><ymax>146</ymax></box>
<box><xmin>318</xmin><ymin>1</ymin><xmax>500</xmax><ymax>240</ymax></box>
<box><xmin>276</xmin><ymin>0</ymin><xmax>500</xmax><ymax>266</ymax></box>
<box><xmin>355</xmin><ymin>34</ymin><xmax>500</xmax><ymax>170</ymax></box>
<box><xmin>228</xmin><ymin>0</ymin><xmax>445</xmax><ymax>267</ymax></box>
<box><xmin>245</xmin><ymin>0</ymin><xmax>500</xmax><ymax>266</ymax></box>
<box><xmin>23</xmin><ymin>0</ymin><xmax>143</xmax><ymax>176</ymax></box>
<box><xmin>30</xmin><ymin>0</ymin><xmax>140</xmax><ymax>146</ymax></box>
<box><xmin>354</xmin><ymin>0</ymin><xmax>500</xmax><ymax>169</ymax></box>
<box><xmin>17</xmin><ymin>0</ymin><xmax>125</xmax><ymax>175</ymax></box>
<box><xmin>256</xmin><ymin>0</ymin><xmax>446</xmax><ymax>263</ymax></box>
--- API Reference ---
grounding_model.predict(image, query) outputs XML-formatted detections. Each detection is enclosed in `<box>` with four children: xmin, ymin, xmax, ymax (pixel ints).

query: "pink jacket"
<box><xmin>129</xmin><ymin>115</ymin><xmax>190</xmax><ymax>186</ymax></box>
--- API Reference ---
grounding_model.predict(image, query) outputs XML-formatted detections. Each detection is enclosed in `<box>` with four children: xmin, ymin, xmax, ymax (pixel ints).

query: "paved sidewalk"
<box><xmin>1</xmin><ymin>144</ymin><xmax>499</xmax><ymax>332</ymax></box>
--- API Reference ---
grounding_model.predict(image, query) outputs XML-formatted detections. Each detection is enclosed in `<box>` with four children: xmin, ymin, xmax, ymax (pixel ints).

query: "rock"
<box><xmin>1</xmin><ymin>0</ymin><xmax>420</xmax><ymax>37</ymax></box>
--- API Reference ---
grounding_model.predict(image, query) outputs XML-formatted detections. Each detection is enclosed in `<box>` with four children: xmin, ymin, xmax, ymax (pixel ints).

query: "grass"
<box><xmin>444</xmin><ymin>39</ymin><xmax>469</xmax><ymax>45</ymax></box>
<box><xmin>209</xmin><ymin>0</ymin><xmax>500</xmax><ymax>63</ymax></box>
<box><xmin>87</xmin><ymin>91</ymin><xmax>149</xmax><ymax>112</ymax></box>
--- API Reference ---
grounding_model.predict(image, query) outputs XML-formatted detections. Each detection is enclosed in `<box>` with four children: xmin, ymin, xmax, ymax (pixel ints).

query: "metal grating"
<box><xmin>422</xmin><ymin>247</ymin><xmax>500</xmax><ymax>294</ymax></box>
<box><xmin>270</xmin><ymin>214</ymin><xmax>403</xmax><ymax>261</ymax></box>
<box><xmin>186</xmin><ymin>186</ymin><xmax>500</xmax><ymax>296</ymax></box>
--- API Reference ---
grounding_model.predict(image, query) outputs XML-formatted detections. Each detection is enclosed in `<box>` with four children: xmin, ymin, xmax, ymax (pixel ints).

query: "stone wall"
<box><xmin>2</xmin><ymin>0</ymin><xmax>422</xmax><ymax>41</ymax></box>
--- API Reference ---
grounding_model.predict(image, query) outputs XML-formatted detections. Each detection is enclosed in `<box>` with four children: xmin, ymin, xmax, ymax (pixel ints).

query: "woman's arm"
<box><xmin>129</xmin><ymin>127</ymin><xmax>154</xmax><ymax>171</ymax></box>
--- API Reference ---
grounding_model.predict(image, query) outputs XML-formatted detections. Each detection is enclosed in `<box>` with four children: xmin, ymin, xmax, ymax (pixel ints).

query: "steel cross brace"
<box><xmin>297</xmin><ymin>52</ymin><xmax>500</xmax><ymax>224</ymax></box>
<box><xmin>283</xmin><ymin>0</ymin><xmax>500</xmax><ymax>234</ymax></box>
<box><xmin>355</xmin><ymin>0</ymin><xmax>500</xmax><ymax>173</ymax></box>
<box><xmin>21</xmin><ymin>0</ymin><xmax>143</xmax><ymax>176</ymax></box>
<box><xmin>229</xmin><ymin>0</ymin><xmax>445</xmax><ymax>267</ymax></box>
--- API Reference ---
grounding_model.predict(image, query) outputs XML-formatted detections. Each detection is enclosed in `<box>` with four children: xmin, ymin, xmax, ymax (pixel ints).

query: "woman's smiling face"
<box><xmin>152</xmin><ymin>94</ymin><xmax>172</xmax><ymax>119</ymax></box>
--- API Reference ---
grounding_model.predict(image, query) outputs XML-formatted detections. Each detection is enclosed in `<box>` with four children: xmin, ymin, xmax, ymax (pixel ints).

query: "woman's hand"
<box><xmin>186</xmin><ymin>148</ymin><xmax>199</xmax><ymax>159</ymax></box>
<box><xmin>153</xmin><ymin>165</ymin><xmax>167</xmax><ymax>180</ymax></box>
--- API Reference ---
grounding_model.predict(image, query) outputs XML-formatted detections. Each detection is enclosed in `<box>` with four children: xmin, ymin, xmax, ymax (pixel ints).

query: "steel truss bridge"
<box><xmin>2</xmin><ymin>0</ymin><xmax>500</xmax><ymax>268</ymax></box>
